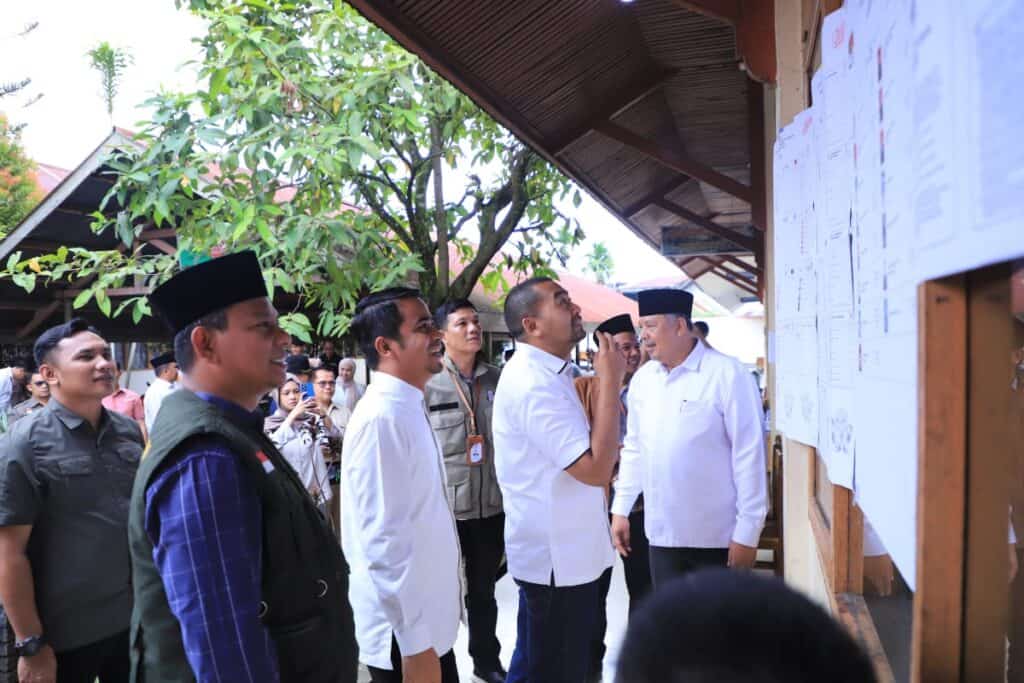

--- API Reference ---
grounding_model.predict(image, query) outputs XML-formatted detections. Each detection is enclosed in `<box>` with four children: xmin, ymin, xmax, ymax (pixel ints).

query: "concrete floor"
<box><xmin>357</xmin><ymin>561</ymin><xmax>632</xmax><ymax>682</ymax></box>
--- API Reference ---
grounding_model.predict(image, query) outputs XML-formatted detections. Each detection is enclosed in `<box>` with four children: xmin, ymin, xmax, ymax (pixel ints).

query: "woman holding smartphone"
<box><xmin>264</xmin><ymin>374</ymin><xmax>334</xmax><ymax>508</ymax></box>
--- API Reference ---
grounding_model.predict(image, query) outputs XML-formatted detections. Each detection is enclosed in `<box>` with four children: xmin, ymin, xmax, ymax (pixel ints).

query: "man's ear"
<box><xmin>39</xmin><ymin>362</ymin><xmax>59</xmax><ymax>387</ymax></box>
<box><xmin>191</xmin><ymin>325</ymin><xmax>218</xmax><ymax>364</ymax></box>
<box><xmin>373</xmin><ymin>336</ymin><xmax>392</xmax><ymax>363</ymax></box>
<box><xmin>521</xmin><ymin>316</ymin><xmax>537</xmax><ymax>337</ymax></box>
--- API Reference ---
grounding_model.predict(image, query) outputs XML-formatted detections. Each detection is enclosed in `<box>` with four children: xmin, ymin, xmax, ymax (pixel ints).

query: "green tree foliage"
<box><xmin>87</xmin><ymin>41</ymin><xmax>134</xmax><ymax>119</ymax></box>
<box><xmin>0</xmin><ymin>115</ymin><xmax>40</xmax><ymax>239</ymax></box>
<box><xmin>585</xmin><ymin>241</ymin><xmax>614</xmax><ymax>284</ymax></box>
<box><xmin>2</xmin><ymin>1</ymin><xmax>583</xmax><ymax>338</ymax></box>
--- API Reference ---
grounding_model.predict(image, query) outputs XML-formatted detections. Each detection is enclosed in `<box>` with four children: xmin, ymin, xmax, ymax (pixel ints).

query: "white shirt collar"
<box><xmin>369</xmin><ymin>370</ymin><xmax>425</xmax><ymax>402</ymax></box>
<box><xmin>515</xmin><ymin>342</ymin><xmax>570</xmax><ymax>375</ymax></box>
<box><xmin>656</xmin><ymin>339</ymin><xmax>706</xmax><ymax>378</ymax></box>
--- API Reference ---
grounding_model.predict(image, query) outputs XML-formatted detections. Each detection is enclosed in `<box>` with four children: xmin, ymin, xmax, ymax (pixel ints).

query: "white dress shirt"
<box><xmin>340</xmin><ymin>372</ymin><xmax>462</xmax><ymax>670</ymax></box>
<box><xmin>144</xmin><ymin>377</ymin><xmax>177</xmax><ymax>431</ymax></box>
<box><xmin>611</xmin><ymin>342</ymin><xmax>767</xmax><ymax>549</ymax></box>
<box><xmin>0</xmin><ymin>368</ymin><xmax>13</xmax><ymax>414</ymax></box>
<box><xmin>492</xmin><ymin>342</ymin><xmax>615</xmax><ymax>587</ymax></box>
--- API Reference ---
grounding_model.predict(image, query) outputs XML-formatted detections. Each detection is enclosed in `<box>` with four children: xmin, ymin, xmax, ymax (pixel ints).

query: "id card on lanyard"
<box><xmin>448</xmin><ymin>367</ymin><xmax>486</xmax><ymax>466</ymax></box>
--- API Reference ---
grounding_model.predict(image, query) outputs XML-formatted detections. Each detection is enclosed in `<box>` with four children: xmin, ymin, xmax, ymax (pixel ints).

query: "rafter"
<box><xmin>685</xmin><ymin>258</ymin><xmax>720</xmax><ymax>279</ymax></box>
<box><xmin>551</xmin><ymin>67</ymin><xmax>677</xmax><ymax>156</ymax></box>
<box><xmin>668</xmin><ymin>0</ymin><xmax>739</xmax><ymax>24</ymax></box>
<box><xmin>654</xmin><ymin>198</ymin><xmax>758</xmax><ymax>253</ymax></box>
<box><xmin>709</xmin><ymin>265</ymin><xmax>759</xmax><ymax>296</ymax></box>
<box><xmin>146</xmin><ymin>238</ymin><xmax>177</xmax><ymax>255</ymax></box>
<box><xmin>621</xmin><ymin>174</ymin><xmax>692</xmax><ymax>217</ymax></box>
<box><xmin>595</xmin><ymin>122</ymin><xmax>752</xmax><ymax>203</ymax></box>
<box><xmin>719</xmin><ymin>254</ymin><xmax>763</xmax><ymax>276</ymax></box>
<box><xmin>16</xmin><ymin>301</ymin><xmax>62</xmax><ymax>339</ymax></box>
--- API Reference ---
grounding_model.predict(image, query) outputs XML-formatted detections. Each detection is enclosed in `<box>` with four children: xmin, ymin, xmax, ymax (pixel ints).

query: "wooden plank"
<box><xmin>833</xmin><ymin>484</ymin><xmax>851</xmax><ymax>592</ymax></box>
<box><xmin>653</xmin><ymin>198</ymin><xmax>759</xmax><ymax>252</ymax></box>
<box><xmin>961</xmin><ymin>265</ymin><xmax>1013</xmax><ymax>681</ymax></box>
<box><xmin>15</xmin><ymin>301</ymin><xmax>62</xmax><ymax>339</ymax></box>
<box><xmin>836</xmin><ymin>593</ymin><xmax>897</xmax><ymax>683</ymax></box>
<box><xmin>668</xmin><ymin>0</ymin><xmax>740</xmax><ymax>24</ymax></box>
<box><xmin>848</xmin><ymin>503</ymin><xmax>865</xmax><ymax>595</ymax></box>
<box><xmin>708</xmin><ymin>266</ymin><xmax>759</xmax><ymax>296</ymax></box>
<box><xmin>748</xmin><ymin>79</ymin><xmax>768</xmax><ymax>229</ymax></box>
<box><xmin>911</xmin><ymin>277</ymin><xmax>968</xmax><ymax>682</ymax></box>
<box><xmin>685</xmin><ymin>258</ymin><xmax>719</xmax><ymax>279</ymax></box>
<box><xmin>551</xmin><ymin>67</ymin><xmax>678</xmax><ymax>156</ymax></box>
<box><xmin>59</xmin><ymin>286</ymin><xmax>151</xmax><ymax>299</ymax></box>
<box><xmin>720</xmin><ymin>254</ymin><xmax>764</xmax><ymax>275</ymax></box>
<box><xmin>595</xmin><ymin>121</ymin><xmax>754</xmax><ymax>203</ymax></box>
<box><xmin>146</xmin><ymin>238</ymin><xmax>177</xmax><ymax>255</ymax></box>
<box><xmin>736</xmin><ymin>2</ymin><xmax>777</xmax><ymax>84</ymax></box>
<box><xmin>621</xmin><ymin>175</ymin><xmax>692</xmax><ymax>217</ymax></box>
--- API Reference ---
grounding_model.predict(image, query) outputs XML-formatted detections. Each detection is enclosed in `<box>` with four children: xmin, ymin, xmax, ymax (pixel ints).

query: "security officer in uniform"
<box><xmin>424</xmin><ymin>299</ymin><xmax>505</xmax><ymax>683</ymax></box>
<box><xmin>127</xmin><ymin>251</ymin><xmax>358</xmax><ymax>682</ymax></box>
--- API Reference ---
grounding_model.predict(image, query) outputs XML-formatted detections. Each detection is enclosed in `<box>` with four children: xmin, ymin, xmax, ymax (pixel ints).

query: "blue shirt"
<box><xmin>144</xmin><ymin>393</ymin><xmax>279</xmax><ymax>683</ymax></box>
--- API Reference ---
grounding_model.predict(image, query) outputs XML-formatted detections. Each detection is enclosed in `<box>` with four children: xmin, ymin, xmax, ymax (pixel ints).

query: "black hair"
<box><xmin>153</xmin><ymin>362</ymin><xmax>174</xmax><ymax>377</ymax></box>
<box><xmin>433</xmin><ymin>298</ymin><xmax>477</xmax><ymax>330</ymax></box>
<box><xmin>694</xmin><ymin>320</ymin><xmax>709</xmax><ymax>337</ymax></box>
<box><xmin>311</xmin><ymin>365</ymin><xmax>336</xmax><ymax>382</ymax></box>
<box><xmin>290</xmin><ymin>336</ymin><xmax>307</xmax><ymax>348</ymax></box>
<box><xmin>173</xmin><ymin>308</ymin><xmax>230</xmax><ymax>373</ymax></box>
<box><xmin>351</xmin><ymin>287</ymin><xmax>422</xmax><ymax>370</ymax></box>
<box><xmin>33</xmin><ymin>317</ymin><xmax>101</xmax><ymax>366</ymax></box>
<box><xmin>12</xmin><ymin>356</ymin><xmax>31</xmax><ymax>370</ymax></box>
<box><xmin>503</xmin><ymin>277</ymin><xmax>553</xmax><ymax>340</ymax></box>
<box><xmin>616</xmin><ymin>569</ymin><xmax>877</xmax><ymax>683</ymax></box>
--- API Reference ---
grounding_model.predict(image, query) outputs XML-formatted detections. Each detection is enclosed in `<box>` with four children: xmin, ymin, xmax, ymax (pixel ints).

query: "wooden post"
<box><xmin>911</xmin><ymin>277</ymin><xmax>968</xmax><ymax>682</ymax></box>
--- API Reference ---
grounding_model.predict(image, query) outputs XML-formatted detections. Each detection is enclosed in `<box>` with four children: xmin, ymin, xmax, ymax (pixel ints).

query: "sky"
<box><xmin>1</xmin><ymin>1</ymin><xmax>682</xmax><ymax>285</ymax></box>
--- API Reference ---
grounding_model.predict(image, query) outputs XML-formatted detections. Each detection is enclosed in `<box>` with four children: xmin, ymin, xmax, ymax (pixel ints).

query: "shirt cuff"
<box><xmin>731</xmin><ymin>517</ymin><xmax>763</xmax><ymax>548</ymax></box>
<box><xmin>610</xmin><ymin>493</ymin><xmax>638</xmax><ymax>517</ymax></box>
<box><xmin>393</xmin><ymin>624</ymin><xmax>433</xmax><ymax>659</ymax></box>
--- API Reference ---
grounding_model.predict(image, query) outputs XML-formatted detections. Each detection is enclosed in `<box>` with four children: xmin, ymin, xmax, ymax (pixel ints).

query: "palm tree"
<box><xmin>585</xmin><ymin>241</ymin><xmax>615</xmax><ymax>284</ymax></box>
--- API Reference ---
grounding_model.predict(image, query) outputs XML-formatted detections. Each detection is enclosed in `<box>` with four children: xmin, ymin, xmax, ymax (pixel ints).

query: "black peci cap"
<box><xmin>638</xmin><ymin>288</ymin><xmax>693</xmax><ymax>318</ymax></box>
<box><xmin>148</xmin><ymin>251</ymin><xmax>268</xmax><ymax>334</ymax></box>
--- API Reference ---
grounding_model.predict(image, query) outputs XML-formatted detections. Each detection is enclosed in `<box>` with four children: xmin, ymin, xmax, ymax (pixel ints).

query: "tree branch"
<box><xmin>354</xmin><ymin>178</ymin><xmax>415</xmax><ymax>249</ymax></box>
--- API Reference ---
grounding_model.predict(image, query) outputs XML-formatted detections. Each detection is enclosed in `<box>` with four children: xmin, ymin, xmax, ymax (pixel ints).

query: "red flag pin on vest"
<box><xmin>255</xmin><ymin>450</ymin><xmax>275</xmax><ymax>474</ymax></box>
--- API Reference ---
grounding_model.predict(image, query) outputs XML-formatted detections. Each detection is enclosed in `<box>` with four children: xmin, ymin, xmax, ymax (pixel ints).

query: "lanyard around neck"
<box><xmin>446</xmin><ymin>366</ymin><xmax>480</xmax><ymax>435</ymax></box>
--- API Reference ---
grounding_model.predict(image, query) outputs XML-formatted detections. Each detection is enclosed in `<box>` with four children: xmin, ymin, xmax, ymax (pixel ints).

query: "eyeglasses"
<box><xmin>314</xmin><ymin>381</ymin><xmax>336</xmax><ymax>387</ymax></box>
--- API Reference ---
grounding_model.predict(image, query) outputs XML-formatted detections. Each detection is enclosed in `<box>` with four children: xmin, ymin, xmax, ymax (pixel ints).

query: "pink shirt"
<box><xmin>102</xmin><ymin>388</ymin><xmax>145</xmax><ymax>422</ymax></box>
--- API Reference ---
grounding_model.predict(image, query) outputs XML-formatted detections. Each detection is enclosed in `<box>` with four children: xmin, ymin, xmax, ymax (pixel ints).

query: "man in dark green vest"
<box><xmin>128</xmin><ymin>250</ymin><xmax>358</xmax><ymax>682</ymax></box>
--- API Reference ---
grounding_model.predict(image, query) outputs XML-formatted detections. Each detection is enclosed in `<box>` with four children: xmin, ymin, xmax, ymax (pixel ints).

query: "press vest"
<box><xmin>127</xmin><ymin>389</ymin><xmax>358</xmax><ymax>682</ymax></box>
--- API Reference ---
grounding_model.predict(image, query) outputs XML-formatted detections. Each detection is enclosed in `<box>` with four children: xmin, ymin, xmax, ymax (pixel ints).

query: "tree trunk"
<box><xmin>430</xmin><ymin>118</ymin><xmax>449</xmax><ymax>307</ymax></box>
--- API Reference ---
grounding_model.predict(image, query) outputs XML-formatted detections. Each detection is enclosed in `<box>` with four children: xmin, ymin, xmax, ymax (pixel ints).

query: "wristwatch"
<box><xmin>14</xmin><ymin>635</ymin><xmax>47</xmax><ymax>657</ymax></box>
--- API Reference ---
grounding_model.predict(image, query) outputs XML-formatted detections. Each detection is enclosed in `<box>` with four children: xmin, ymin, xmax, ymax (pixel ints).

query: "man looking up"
<box><xmin>342</xmin><ymin>288</ymin><xmax>463</xmax><ymax>683</ymax></box>
<box><xmin>129</xmin><ymin>250</ymin><xmax>357</xmax><ymax>682</ymax></box>
<box><xmin>8</xmin><ymin>370</ymin><xmax>50</xmax><ymax>423</ymax></box>
<box><xmin>143</xmin><ymin>351</ymin><xmax>178</xmax><ymax>433</ymax></box>
<box><xmin>103</xmin><ymin>361</ymin><xmax>147</xmax><ymax>441</ymax></box>
<box><xmin>0</xmin><ymin>318</ymin><xmax>143</xmax><ymax>683</ymax></box>
<box><xmin>611</xmin><ymin>288</ymin><xmax>767</xmax><ymax>586</ymax></box>
<box><xmin>493</xmin><ymin>277</ymin><xmax>625</xmax><ymax>683</ymax></box>
<box><xmin>574</xmin><ymin>313</ymin><xmax>650</xmax><ymax>681</ymax></box>
<box><xmin>424</xmin><ymin>299</ymin><xmax>505</xmax><ymax>683</ymax></box>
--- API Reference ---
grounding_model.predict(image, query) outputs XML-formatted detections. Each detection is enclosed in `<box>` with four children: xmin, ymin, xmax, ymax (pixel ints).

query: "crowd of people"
<box><xmin>0</xmin><ymin>249</ymin><xmax>876</xmax><ymax>683</ymax></box>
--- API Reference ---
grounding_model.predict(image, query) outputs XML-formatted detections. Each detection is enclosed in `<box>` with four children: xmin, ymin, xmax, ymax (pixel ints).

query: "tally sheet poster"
<box><xmin>770</xmin><ymin>0</ymin><xmax>1023</xmax><ymax>587</ymax></box>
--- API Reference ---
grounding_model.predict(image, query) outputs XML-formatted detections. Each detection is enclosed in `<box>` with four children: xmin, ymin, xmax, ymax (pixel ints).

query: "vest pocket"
<box><xmin>448</xmin><ymin>480</ymin><xmax>474</xmax><ymax>516</ymax></box>
<box><xmin>271</xmin><ymin>614</ymin><xmax>334</xmax><ymax>678</ymax></box>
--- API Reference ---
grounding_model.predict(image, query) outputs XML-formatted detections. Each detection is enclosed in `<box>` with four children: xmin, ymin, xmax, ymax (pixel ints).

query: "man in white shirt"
<box><xmin>341</xmin><ymin>287</ymin><xmax>462</xmax><ymax>683</ymax></box>
<box><xmin>493</xmin><ymin>277</ymin><xmax>625</xmax><ymax>683</ymax></box>
<box><xmin>0</xmin><ymin>358</ymin><xmax>29</xmax><ymax>416</ymax></box>
<box><xmin>143</xmin><ymin>351</ymin><xmax>178</xmax><ymax>432</ymax></box>
<box><xmin>611</xmin><ymin>288</ymin><xmax>767</xmax><ymax>586</ymax></box>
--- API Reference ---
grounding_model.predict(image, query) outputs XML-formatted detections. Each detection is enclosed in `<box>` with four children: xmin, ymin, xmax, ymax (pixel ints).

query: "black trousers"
<box><xmin>648</xmin><ymin>545</ymin><xmax>729</xmax><ymax>587</ymax></box>
<box><xmin>55</xmin><ymin>630</ymin><xmax>130</xmax><ymax>683</ymax></box>
<box><xmin>367</xmin><ymin>637</ymin><xmax>459</xmax><ymax>683</ymax></box>
<box><xmin>591</xmin><ymin>509</ymin><xmax>651</xmax><ymax>677</ymax></box>
<box><xmin>456</xmin><ymin>513</ymin><xmax>506</xmax><ymax>673</ymax></box>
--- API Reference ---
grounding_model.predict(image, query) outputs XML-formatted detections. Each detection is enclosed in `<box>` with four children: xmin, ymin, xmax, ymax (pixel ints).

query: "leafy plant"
<box><xmin>87</xmin><ymin>41</ymin><xmax>134</xmax><ymax>120</ymax></box>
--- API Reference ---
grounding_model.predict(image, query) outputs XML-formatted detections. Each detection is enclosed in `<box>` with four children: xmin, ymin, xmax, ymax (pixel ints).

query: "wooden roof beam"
<box><xmin>654</xmin><ymin>198</ymin><xmax>758</xmax><ymax>253</ymax></box>
<box><xmin>719</xmin><ymin>254</ymin><xmax>763</xmax><ymax>276</ymax></box>
<box><xmin>685</xmin><ymin>258</ymin><xmax>720</xmax><ymax>279</ymax></box>
<box><xmin>670</xmin><ymin>1</ymin><xmax>776</xmax><ymax>84</ymax></box>
<box><xmin>596</xmin><ymin>121</ymin><xmax>753</xmax><ymax>203</ymax></box>
<box><xmin>670</xmin><ymin>0</ymin><xmax>739</xmax><ymax>24</ymax></box>
<box><xmin>16</xmin><ymin>301</ymin><xmax>62</xmax><ymax>339</ymax></box>
<box><xmin>709</xmin><ymin>265</ymin><xmax>759</xmax><ymax>296</ymax></box>
<box><xmin>621</xmin><ymin>174</ymin><xmax>692</xmax><ymax>217</ymax></box>
<box><xmin>551</xmin><ymin>67</ymin><xmax>677</xmax><ymax>157</ymax></box>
